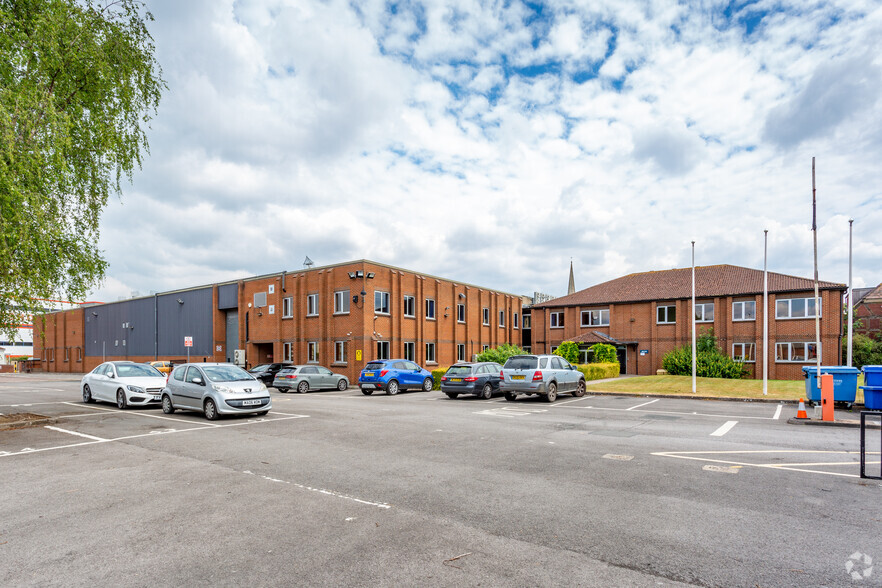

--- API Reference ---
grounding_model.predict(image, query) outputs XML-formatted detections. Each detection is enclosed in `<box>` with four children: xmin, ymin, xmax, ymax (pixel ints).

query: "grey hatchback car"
<box><xmin>499</xmin><ymin>354</ymin><xmax>586</xmax><ymax>402</ymax></box>
<box><xmin>272</xmin><ymin>365</ymin><xmax>349</xmax><ymax>393</ymax></box>
<box><xmin>162</xmin><ymin>363</ymin><xmax>272</xmax><ymax>420</ymax></box>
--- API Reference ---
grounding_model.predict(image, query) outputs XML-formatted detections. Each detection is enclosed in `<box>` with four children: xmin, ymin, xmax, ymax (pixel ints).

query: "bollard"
<box><xmin>821</xmin><ymin>373</ymin><xmax>834</xmax><ymax>422</ymax></box>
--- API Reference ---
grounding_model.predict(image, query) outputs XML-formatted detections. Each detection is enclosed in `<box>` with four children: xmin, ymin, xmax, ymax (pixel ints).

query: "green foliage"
<box><xmin>576</xmin><ymin>362</ymin><xmax>620</xmax><ymax>381</ymax></box>
<box><xmin>662</xmin><ymin>329</ymin><xmax>747</xmax><ymax>379</ymax></box>
<box><xmin>431</xmin><ymin>367</ymin><xmax>447</xmax><ymax>390</ymax></box>
<box><xmin>590</xmin><ymin>343</ymin><xmax>617</xmax><ymax>364</ymax></box>
<box><xmin>552</xmin><ymin>341</ymin><xmax>580</xmax><ymax>364</ymax></box>
<box><xmin>476</xmin><ymin>343</ymin><xmax>528</xmax><ymax>365</ymax></box>
<box><xmin>0</xmin><ymin>0</ymin><xmax>164</xmax><ymax>338</ymax></box>
<box><xmin>845</xmin><ymin>334</ymin><xmax>882</xmax><ymax>370</ymax></box>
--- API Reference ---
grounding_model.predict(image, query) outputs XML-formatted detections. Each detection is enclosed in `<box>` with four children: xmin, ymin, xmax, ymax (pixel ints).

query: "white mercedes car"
<box><xmin>81</xmin><ymin>361</ymin><xmax>168</xmax><ymax>409</ymax></box>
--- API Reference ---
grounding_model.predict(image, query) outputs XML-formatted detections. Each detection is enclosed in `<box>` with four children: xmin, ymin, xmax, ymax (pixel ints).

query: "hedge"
<box><xmin>431</xmin><ymin>367</ymin><xmax>448</xmax><ymax>390</ymax></box>
<box><xmin>576</xmin><ymin>362</ymin><xmax>620</xmax><ymax>381</ymax></box>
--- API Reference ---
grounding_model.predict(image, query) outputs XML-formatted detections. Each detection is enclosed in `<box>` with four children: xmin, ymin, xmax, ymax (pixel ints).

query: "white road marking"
<box><xmin>550</xmin><ymin>397</ymin><xmax>590</xmax><ymax>406</ymax></box>
<box><xmin>242</xmin><ymin>470</ymin><xmax>391</xmax><ymax>509</ymax></box>
<box><xmin>44</xmin><ymin>426</ymin><xmax>107</xmax><ymax>441</ymax></box>
<box><xmin>773</xmin><ymin>405</ymin><xmax>783</xmax><ymax>420</ymax></box>
<box><xmin>557</xmin><ymin>405</ymin><xmax>776</xmax><ymax>421</ymax></box>
<box><xmin>0</xmin><ymin>401</ymin><xmax>73</xmax><ymax>407</ymax></box>
<box><xmin>703</xmin><ymin>465</ymin><xmax>739</xmax><ymax>474</ymax></box>
<box><xmin>603</xmin><ymin>454</ymin><xmax>634</xmax><ymax>461</ymax></box>
<box><xmin>626</xmin><ymin>399</ymin><xmax>659</xmax><ymax>411</ymax></box>
<box><xmin>62</xmin><ymin>402</ymin><xmax>223</xmax><ymax>426</ymax></box>
<box><xmin>474</xmin><ymin>407</ymin><xmax>549</xmax><ymax>417</ymax></box>
<box><xmin>710</xmin><ymin>421</ymin><xmax>738</xmax><ymax>436</ymax></box>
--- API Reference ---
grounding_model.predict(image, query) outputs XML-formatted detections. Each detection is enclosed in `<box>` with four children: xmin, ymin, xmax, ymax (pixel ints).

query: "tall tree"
<box><xmin>0</xmin><ymin>0</ymin><xmax>163</xmax><ymax>337</ymax></box>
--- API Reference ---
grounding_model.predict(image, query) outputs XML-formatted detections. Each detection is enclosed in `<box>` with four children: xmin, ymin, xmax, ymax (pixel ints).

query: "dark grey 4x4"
<box><xmin>499</xmin><ymin>354</ymin><xmax>586</xmax><ymax>402</ymax></box>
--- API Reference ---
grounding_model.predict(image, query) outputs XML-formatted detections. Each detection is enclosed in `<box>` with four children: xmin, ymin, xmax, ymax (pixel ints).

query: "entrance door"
<box><xmin>616</xmin><ymin>347</ymin><xmax>627</xmax><ymax>374</ymax></box>
<box><xmin>225</xmin><ymin>310</ymin><xmax>238</xmax><ymax>362</ymax></box>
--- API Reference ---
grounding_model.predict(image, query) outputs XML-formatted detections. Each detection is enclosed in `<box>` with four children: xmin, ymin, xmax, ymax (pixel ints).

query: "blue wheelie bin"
<box><xmin>802</xmin><ymin>366</ymin><xmax>860</xmax><ymax>408</ymax></box>
<box><xmin>860</xmin><ymin>366</ymin><xmax>882</xmax><ymax>411</ymax></box>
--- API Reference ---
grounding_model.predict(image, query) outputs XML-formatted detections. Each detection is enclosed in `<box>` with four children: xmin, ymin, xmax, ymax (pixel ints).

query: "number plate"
<box><xmin>242</xmin><ymin>399</ymin><xmax>261</xmax><ymax>406</ymax></box>
<box><xmin>450</xmin><ymin>378</ymin><xmax>462</xmax><ymax>382</ymax></box>
<box><xmin>364</xmin><ymin>372</ymin><xmax>375</xmax><ymax>377</ymax></box>
<box><xmin>152</xmin><ymin>395</ymin><xmax>161</xmax><ymax>400</ymax></box>
<box><xmin>362</xmin><ymin>384</ymin><xmax>375</xmax><ymax>389</ymax></box>
<box><xmin>511</xmin><ymin>375</ymin><xmax>525</xmax><ymax>381</ymax></box>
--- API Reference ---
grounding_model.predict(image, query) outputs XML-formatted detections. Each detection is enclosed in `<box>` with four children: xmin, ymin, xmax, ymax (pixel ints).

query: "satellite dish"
<box><xmin>303</xmin><ymin>256</ymin><xmax>314</xmax><ymax>268</ymax></box>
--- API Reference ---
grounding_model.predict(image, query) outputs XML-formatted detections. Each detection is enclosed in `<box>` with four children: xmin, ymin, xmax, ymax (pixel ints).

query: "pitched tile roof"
<box><xmin>534</xmin><ymin>265</ymin><xmax>845</xmax><ymax>308</ymax></box>
<box><xmin>862</xmin><ymin>283</ymin><xmax>882</xmax><ymax>302</ymax></box>
<box><xmin>569</xmin><ymin>331</ymin><xmax>637</xmax><ymax>345</ymax></box>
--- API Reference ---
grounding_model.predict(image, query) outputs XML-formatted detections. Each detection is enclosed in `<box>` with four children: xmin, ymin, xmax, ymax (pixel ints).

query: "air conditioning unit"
<box><xmin>233</xmin><ymin>349</ymin><xmax>246</xmax><ymax>367</ymax></box>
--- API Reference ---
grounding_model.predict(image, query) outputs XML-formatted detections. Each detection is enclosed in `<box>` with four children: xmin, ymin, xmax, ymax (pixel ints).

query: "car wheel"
<box><xmin>504</xmin><ymin>392</ymin><xmax>517</xmax><ymax>401</ymax></box>
<box><xmin>82</xmin><ymin>385</ymin><xmax>94</xmax><ymax>404</ymax></box>
<box><xmin>573</xmin><ymin>379</ymin><xmax>586</xmax><ymax>397</ymax></box>
<box><xmin>361</xmin><ymin>388</ymin><xmax>373</xmax><ymax>395</ymax></box>
<box><xmin>386</xmin><ymin>380</ymin><xmax>399</xmax><ymax>395</ymax></box>
<box><xmin>422</xmin><ymin>377</ymin><xmax>433</xmax><ymax>392</ymax></box>
<box><xmin>337</xmin><ymin>379</ymin><xmax>348</xmax><ymax>391</ymax></box>
<box><xmin>162</xmin><ymin>395</ymin><xmax>175</xmax><ymax>414</ymax></box>
<box><xmin>446</xmin><ymin>392</ymin><xmax>459</xmax><ymax>399</ymax></box>
<box><xmin>116</xmin><ymin>389</ymin><xmax>127</xmax><ymax>410</ymax></box>
<box><xmin>204</xmin><ymin>398</ymin><xmax>219</xmax><ymax>421</ymax></box>
<box><xmin>544</xmin><ymin>382</ymin><xmax>557</xmax><ymax>403</ymax></box>
<box><xmin>479</xmin><ymin>383</ymin><xmax>492</xmax><ymax>400</ymax></box>
<box><xmin>297</xmin><ymin>381</ymin><xmax>309</xmax><ymax>394</ymax></box>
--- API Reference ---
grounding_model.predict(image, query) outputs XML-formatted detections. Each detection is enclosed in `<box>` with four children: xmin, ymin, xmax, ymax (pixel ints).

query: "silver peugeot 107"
<box><xmin>161</xmin><ymin>363</ymin><xmax>271</xmax><ymax>420</ymax></box>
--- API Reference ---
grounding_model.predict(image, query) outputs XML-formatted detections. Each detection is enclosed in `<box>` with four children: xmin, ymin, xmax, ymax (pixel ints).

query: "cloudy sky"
<box><xmin>93</xmin><ymin>0</ymin><xmax>882</xmax><ymax>303</ymax></box>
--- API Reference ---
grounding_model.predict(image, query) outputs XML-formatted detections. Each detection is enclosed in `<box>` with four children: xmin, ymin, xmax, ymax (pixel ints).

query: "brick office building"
<box><xmin>530</xmin><ymin>265</ymin><xmax>845</xmax><ymax>380</ymax></box>
<box><xmin>34</xmin><ymin>260</ymin><xmax>526</xmax><ymax>382</ymax></box>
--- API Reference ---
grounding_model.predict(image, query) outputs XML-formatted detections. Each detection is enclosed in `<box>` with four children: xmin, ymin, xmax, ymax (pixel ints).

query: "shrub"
<box><xmin>576</xmin><ymin>362</ymin><xmax>620</xmax><ymax>381</ymax></box>
<box><xmin>844</xmin><ymin>334</ymin><xmax>882</xmax><ymax>370</ymax></box>
<box><xmin>590</xmin><ymin>343</ymin><xmax>617</xmax><ymax>364</ymax></box>
<box><xmin>552</xmin><ymin>341</ymin><xmax>580</xmax><ymax>364</ymax></box>
<box><xmin>476</xmin><ymin>343</ymin><xmax>528</xmax><ymax>365</ymax></box>
<box><xmin>431</xmin><ymin>367</ymin><xmax>448</xmax><ymax>390</ymax></box>
<box><xmin>662</xmin><ymin>329</ymin><xmax>746</xmax><ymax>379</ymax></box>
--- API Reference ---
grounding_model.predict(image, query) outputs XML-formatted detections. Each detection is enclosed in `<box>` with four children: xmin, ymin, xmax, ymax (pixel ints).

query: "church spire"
<box><xmin>567</xmin><ymin>259</ymin><xmax>575</xmax><ymax>295</ymax></box>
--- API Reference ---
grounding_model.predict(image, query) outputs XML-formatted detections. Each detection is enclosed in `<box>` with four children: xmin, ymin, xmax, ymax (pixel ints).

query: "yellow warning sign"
<box><xmin>356</xmin><ymin>349</ymin><xmax>362</xmax><ymax>361</ymax></box>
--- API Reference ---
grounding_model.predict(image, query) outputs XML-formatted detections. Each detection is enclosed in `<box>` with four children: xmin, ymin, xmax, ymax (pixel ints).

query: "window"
<box><xmin>733</xmin><ymin>301</ymin><xmax>756</xmax><ymax>321</ymax></box>
<box><xmin>425</xmin><ymin>298</ymin><xmax>435</xmax><ymax>320</ymax></box>
<box><xmin>64</xmin><ymin>347</ymin><xmax>70</xmax><ymax>362</ymax></box>
<box><xmin>514</xmin><ymin>313</ymin><xmax>519</xmax><ymax>329</ymax></box>
<box><xmin>732</xmin><ymin>343</ymin><xmax>755</xmax><ymax>362</ymax></box>
<box><xmin>185</xmin><ymin>367</ymin><xmax>202</xmax><ymax>384</ymax></box>
<box><xmin>403</xmin><ymin>295</ymin><xmax>415</xmax><ymax>318</ymax></box>
<box><xmin>523</xmin><ymin>346</ymin><xmax>531</xmax><ymax>352</ymax></box>
<box><xmin>334</xmin><ymin>341</ymin><xmax>346</xmax><ymax>363</ymax></box>
<box><xmin>404</xmin><ymin>341</ymin><xmax>415</xmax><ymax>361</ymax></box>
<box><xmin>308</xmin><ymin>342</ymin><xmax>319</xmax><ymax>363</ymax></box>
<box><xmin>77</xmin><ymin>347</ymin><xmax>82</xmax><ymax>362</ymax></box>
<box><xmin>307</xmin><ymin>293</ymin><xmax>318</xmax><ymax>317</ymax></box>
<box><xmin>657</xmin><ymin>305</ymin><xmax>676</xmax><ymax>324</ymax></box>
<box><xmin>425</xmin><ymin>342</ymin><xmax>436</xmax><ymax>363</ymax></box>
<box><xmin>550</xmin><ymin>311</ymin><xmax>564</xmax><ymax>328</ymax></box>
<box><xmin>375</xmin><ymin>291</ymin><xmax>390</xmax><ymax>314</ymax></box>
<box><xmin>482</xmin><ymin>345</ymin><xmax>489</xmax><ymax>352</ymax></box>
<box><xmin>499</xmin><ymin>310</ymin><xmax>505</xmax><ymax>327</ymax></box>
<box><xmin>457</xmin><ymin>303</ymin><xmax>465</xmax><ymax>323</ymax></box>
<box><xmin>776</xmin><ymin>297</ymin><xmax>820</xmax><ymax>319</ymax></box>
<box><xmin>776</xmin><ymin>342</ymin><xmax>819</xmax><ymax>362</ymax></box>
<box><xmin>522</xmin><ymin>315</ymin><xmax>531</xmax><ymax>329</ymax></box>
<box><xmin>581</xmin><ymin>309</ymin><xmax>609</xmax><ymax>327</ymax></box>
<box><xmin>283</xmin><ymin>342</ymin><xmax>292</xmax><ymax>362</ymax></box>
<box><xmin>282</xmin><ymin>297</ymin><xmax>293</xmax><ymax>318</ymax></box>
<box><xmin>694</xmin><ymin>302</ymin><xmax>714</xmax><ymax>322</ymax></box>
<box><xmin>482</xmin><ymin>307</ymin><xmax>490</xmax><ymax>325</ymax></box>
<box><xmin>334</xmin><ymin>290</ymin><xmax>350</xmax><ymax>314</ymax></box>
<box><xmin>376</xmin><ymin>341</ymin><xmax>390</xmax><ymax>360</ymax></box>
<box><xmin>457</xmin><ymin>344</ymin><xmax>465</xmax><ymax>361</ymax></box>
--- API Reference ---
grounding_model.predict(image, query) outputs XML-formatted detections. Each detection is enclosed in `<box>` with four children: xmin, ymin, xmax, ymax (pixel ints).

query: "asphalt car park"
<box><xmin>1</xmin><ymin>374</ymin><xmax>880</xmax><ymax>587</ymax></box>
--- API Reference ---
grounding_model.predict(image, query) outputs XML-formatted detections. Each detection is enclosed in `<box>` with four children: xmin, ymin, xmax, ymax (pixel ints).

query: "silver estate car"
<box><xmin>161</xmin><ymin>363</ymin><xmax>271</xmax><ymax>420</ymax></box>
<box><xmin>272</xmin><ymin>365</ymin><xmax>349</xmax><ymax>393</ymax></box>
<box><xmin>499</xmin><ymin>354</ymin><xmax>586</xmax><ymax>402</ymax></box>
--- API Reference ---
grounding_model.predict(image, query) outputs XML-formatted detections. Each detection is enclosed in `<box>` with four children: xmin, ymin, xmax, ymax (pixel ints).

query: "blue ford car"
<box><xmin>358</xmin><ymin>359</ymin><xmax>434</xmax><ymax>395</ymax></box>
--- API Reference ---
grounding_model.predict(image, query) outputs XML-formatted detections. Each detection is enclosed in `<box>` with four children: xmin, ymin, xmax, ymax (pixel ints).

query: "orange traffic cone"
<box><xmin>795</xmin><ymin>398</ymin><xmax>809</xmax><ymax>419</ymax></box>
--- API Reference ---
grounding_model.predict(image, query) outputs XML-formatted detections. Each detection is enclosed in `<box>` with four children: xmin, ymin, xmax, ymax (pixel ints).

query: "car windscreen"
<box><xmin>203</xmin><ymin>365</ymin><xmax>255</xmax><ymax>382</ymax></box>
<box><xmin>446</xmin><ymin>366</ymin><xmax>473</xmax><ymax>376</ymax></box>
<box><xmin>504</xmin><ymin>356</ymin><xmax>538</xmax><ymax>370</ymax></box>
<box><xmin>364</xmin><ymin>362</ymin><xmax>385</xmax><ymax>371</ymax></box>
<box><xmin>249</xmin><ymin>364</ymin><xmax>270</xmax><ymax>372</ymax></box>
<box><xmin>116</xmin><ymin>364</ymin><xmax>163</xmax><ymax>378</ymax></box>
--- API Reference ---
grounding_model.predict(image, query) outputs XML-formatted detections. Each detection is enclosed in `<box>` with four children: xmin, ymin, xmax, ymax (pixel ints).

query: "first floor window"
<box><xmin>334</xmin><ymin>341</ymin><xmax>347</xmax><ymax>363</ymax></box>
<box><xmin>732</xmin><ymin>343</ymin><xmax>755</xmax><ymax>362</ymax></box>
<box><xmin>550</xmin><ymin>311</ymin><xmax>564</xmax><ymax>328</ymax></box>
<box><xmin>657</xmin><ymin>305</ymin><xmax>676</xmax><ymax>324</ymax></box>
<box><xmin>581</xmin><ymin>309</ymin><xmax>609</xmax><ymax>327</ymax></box>
<box><xmin>457</xmin><ymin>344</ymin><xmax>466</xmax><ymax>362</ymax></box>
<box><xmin>403</xmin><ymin>295</ymin><xmax>415</xmax><ymax>318</ymax></box>
<box><xmin>307</xmin><ymin>293</ymin><xmax>319</xmax><ymax>316</ymax></box>
<box><xmin>425</xmin><ymin>342</ymin><xmax>436</xmax><ymax>363</ymax></box>
<box><xmin>522</xmin><ymin>315</ymin><xmax>531</xmax><ymax>329</ymax></box>
<box><xmin>733</xmin><ymin>300</ymin><xmax>756</xmax><ymax>321</ymax></box>
<box><xmin>334</xmin><ymin>290</ymin><xmax>350</xmax><ymax>314</ymax></box>
<box><xmin>425</xmin><ymin>298</ymin><xmax>436</xmax><ymax>320</ymax></box>
<box><xmin>776</xmin><ymin>342</ymin><xmax>819</xmax><ymax>362</ymax></box>
<box><xmin>694</xmin><ymin>302</ymin><xmax>714</xmax><ymax>322</ymax></box>
<box><xmin>483</xmin><ymin>307</ymin><xmax>490</xmax><ymax>325</ymax></box>
<box><xmin>375</xmin><ymin>291</ymin><xmax>390</xmax><ymax>314</ymax></box>
<box><xmin>776</xmin><ymin>297</ymin><xmax>820</xmax><ymax>319</ymax></box>
<box><xmin>282</xmin><ymin>297</ymin><xmax>293</xmax><ymax>318</ymax></box>
<box><xmin>283</xmin><ymin>342</ymin><xmax>293</xmax><ymax>362</ymax></box>
<box><xmin>457</xmin><ymin>303</ymin><xmax>465</xmax><ymax>323</ymax></box>
<box><xmin>308</xmin><ymin>341</ymin><xmax>319</xmax><ymax>363</ymax></box>
<box><xmin>376</xmin><ymin>341</ymin><xmax>390</xmax><ymax>360</ymax></box>
<box><xmin>499</xmin><ymin>310</ymin><xmax>505</xmax><ymax>327</ymax></box>
<box><xmin>514</xmin><ymin>312</ymin><xmax>519</xmax><ymax>329</ymax></box>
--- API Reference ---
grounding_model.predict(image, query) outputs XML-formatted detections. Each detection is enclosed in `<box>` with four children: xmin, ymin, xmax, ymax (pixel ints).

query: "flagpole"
<box><xmin>847</xmin><ymin>219</ymin><xmax>854</xmax><ymax>367</ymax></box>
<box><xmin>692</xmin><ymin>240</ymin><xmax>696</xmax><ymax>394</ymax></box>
<box><xmin>812</xmin><ymin>157</ymin><xmax>821</xmax><ymax>386</ymax></box>
<box><xmin>763</xmin><ymin>229</ymin><xmax>768</xmax><ymax>395</ymax></box>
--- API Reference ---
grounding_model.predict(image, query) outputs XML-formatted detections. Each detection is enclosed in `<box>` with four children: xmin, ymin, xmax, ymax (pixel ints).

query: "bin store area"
<box><xmin>800</xmin><ymin>365</ymin><xmax>882</xmax><ymax>410</ymax></box>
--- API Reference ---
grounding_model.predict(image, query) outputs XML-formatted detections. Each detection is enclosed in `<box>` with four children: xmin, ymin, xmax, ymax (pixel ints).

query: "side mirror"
<box><xmin>192</xmin><ymin>377</ymin><xmax>203</xmax><ymax>385</ymax></box>
<box><xmin>109</xmin><ymin>373</ymin><xmax>115</xmax><ymax>379</ymax></box>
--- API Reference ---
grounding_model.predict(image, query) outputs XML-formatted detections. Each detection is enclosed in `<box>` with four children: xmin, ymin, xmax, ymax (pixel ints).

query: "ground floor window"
<box><xmin>376</xmin><ymin>341</ymin><xmax>390</xmax><ymax>360</ymax></box>
<box><xmin>732</xmin><ymin>343</ymin><xmax>755</xmax><ymax>362</ymax></box>
<box><xmin>579</xmin><ymin>348</ymin><xmax>592</xmax><ymax>364</ymax></box>
<box><xmin>404</xmin><ymin>341</ymin><xmax>415</xmax><ymax>361</ymax></box>
<box><xmin>334</xmin><ymin>341</ymin><xmax>346</xmax><ymax>363</ymax></box>
<box><xmin>283</xmin><ymin>342</ymin><xmax>293</xmax><ymax>362</ymax></box>
<box><xmin>775</xmin><ymin>342</ymin><xmax>818</xmax><ymax>362</ymax></box>
<box><xmin>457</xmin><ymin>344</ymin><xmax>465</xmax><ymax>362</ymax></box>
<box><xmin>425</xmin><ymin>342</ymin><xmax>436</xmax><ymax>363</ymax></box>
<box><xmin>307</xmin><ymin>342</ymin><xmax>319</xmax><ymax>363</ymax></box>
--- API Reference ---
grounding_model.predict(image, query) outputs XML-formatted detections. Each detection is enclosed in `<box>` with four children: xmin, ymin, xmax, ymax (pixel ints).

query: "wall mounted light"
<box><xmin>367</xmin><ymin>272</ymin><xmax>375</xmax><ymax>279</ymax></box>
<box><xmin>91</xmin><ymin>311</ymin><xmax>98</xmax><ymax>317</ymax></box>
<box><xmin>348</xmin><ymin>272</ymin><xmax>356</xmax><ymax>279</ymax></box>
<box><xmin>458</xmin><ymin>293</ymin><xmax>466</xmax><ymax>299</ymax></box>
<box><xmin>176</xmin><ymin>298</ymin><xmax>184</xmax><ymax>305</ymax></box>
<box><xmin>356</xmin><ymin>270</ymin><xmax>364</xmax><ymax>278</ymax></box>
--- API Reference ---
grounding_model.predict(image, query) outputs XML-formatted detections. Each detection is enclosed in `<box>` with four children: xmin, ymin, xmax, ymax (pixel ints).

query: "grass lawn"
<box><xmin>586</xmin><ymin>374</ymin><xmax>866</xmax><ymax>402</ymax></box>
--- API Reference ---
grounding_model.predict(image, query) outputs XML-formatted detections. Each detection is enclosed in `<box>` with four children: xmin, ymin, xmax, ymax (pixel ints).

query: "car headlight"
<box><xmin>126</xmin><ymin>385</ymin><xmax>144</xmax><ymax>394</ymax></box>
<box><xmin>214</xmin><ymin>385</ymin><xmax>232</xmax><ymax>394</ymax></box>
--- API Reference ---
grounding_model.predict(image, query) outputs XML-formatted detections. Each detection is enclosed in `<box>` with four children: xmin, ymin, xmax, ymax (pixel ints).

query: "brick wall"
<box><xmin>855</xmin><ymin>298</ymin><xmax>882</xmax><ymax>340</ymax></box>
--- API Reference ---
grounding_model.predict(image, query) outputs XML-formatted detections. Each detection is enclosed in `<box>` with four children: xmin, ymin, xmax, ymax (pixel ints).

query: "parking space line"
<box><xmin>44</xmin><ymin>426</ymin><xmax>107</xmax><ymax>441</ymax></box>
<box><xmin>652</xmin><ymin>450</ymin><xmax>879</xmax><ymax>479</ymax></box>
<box><xmin>710</xmin><ymin>421</ymin><xmax>738</xmax><ymax>436</ymax></box>
<box><xmin>62</xmin><ymin>402</ymin><xmax>223</xmax><ymax>426</ymax></box>
<box><xmin>549</xmin><ymin>397</ymin><xmax>589</xmax><ymax>407</ymax></box>
<box><xmin>242</xmin><ymin>470</ymin><xmax>391</xmax><ymax>510</ymax></box>
<box><xmin>773</xmin><ymin>405</ymin><xmax>783</xmax><ymax>420</ymax></box>
<box><xmin>557</xmin><ymin>405</ymin><xmax>777</xmax><ymax>420</ymax></box>
<box><xmin>626</xmin><ymin>399</ymin><xmax>659</xmax><ymax>410</ymax></box>
<box><xmin>1</xmin><ymin>401</ymin><xmax>74</xmax><ymax>407</ymax></box>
